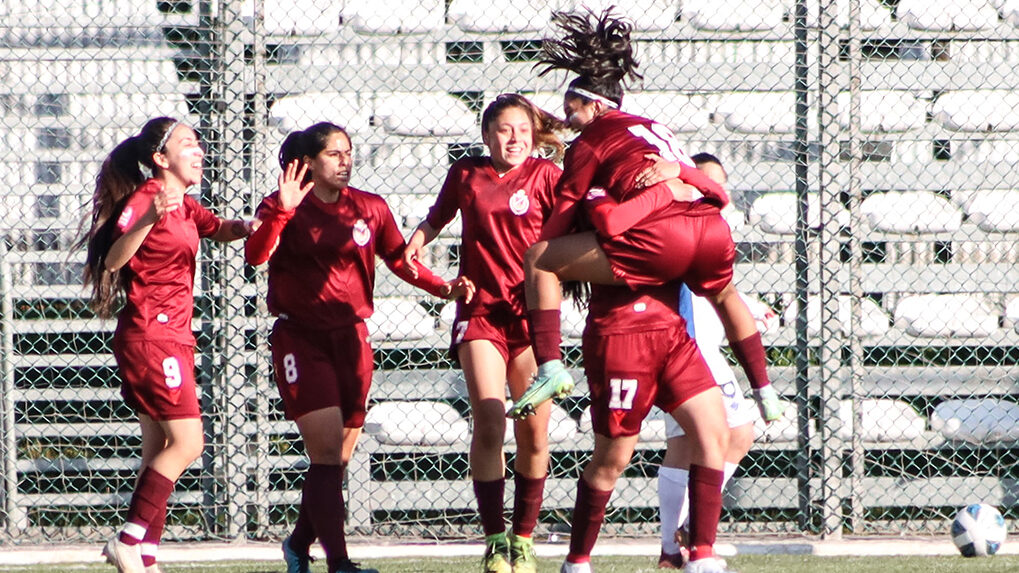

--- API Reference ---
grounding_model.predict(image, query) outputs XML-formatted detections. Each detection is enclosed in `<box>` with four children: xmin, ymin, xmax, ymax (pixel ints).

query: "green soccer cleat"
<box><xmin>509</xmin><ymin>533</ymin><xmax>538</xmax><ymax>573</ymax></box>
<box><xmin>507</xmin><ymin>360</ymin><xmax>575</xmax><ymax>419</ymax></box>
<box><xmin>483</xmin><ymin>533</ymin><xmax>512</xmax><ymax>573</ymax></box>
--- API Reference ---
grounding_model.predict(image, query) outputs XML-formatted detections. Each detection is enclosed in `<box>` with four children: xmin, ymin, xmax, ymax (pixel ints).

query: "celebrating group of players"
<box><xmin>80</xmin><ymin>7</ymin><xmax>783</xmax><ymax>573</ymax></box>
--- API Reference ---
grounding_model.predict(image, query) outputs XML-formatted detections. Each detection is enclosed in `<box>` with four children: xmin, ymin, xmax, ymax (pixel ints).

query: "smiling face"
<box><xmin>153</xmin><ymin>124</ymin><xmax>204</xmax><ymax>188</ymax></box>
<box><xmin>305</xmin><ymin>131</ymin><xmax>353</xmax><ymax>193</ymax></box>
<box><xmin>482</xmin><ymin>105</ymin><xmax>534</xmax><ymax>173</ymax></box>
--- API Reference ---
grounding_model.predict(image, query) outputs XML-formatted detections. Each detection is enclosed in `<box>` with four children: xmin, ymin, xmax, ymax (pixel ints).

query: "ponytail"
<box><xmin>77</xmin><ymin>117</ymin><xmax>178</xmax><ymax>317</ymax></box>
<box><xmin>279</xmin><ymin>122</ymin><xmax>350</xmax><ymax>185</ymax></box>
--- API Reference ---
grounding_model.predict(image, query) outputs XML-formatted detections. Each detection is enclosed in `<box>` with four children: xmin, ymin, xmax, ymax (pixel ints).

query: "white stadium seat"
<box><xmin>953</xmin><ymin>190</ymin><xmax>1019</xmax><ymax>232</ymax></box>
<box><xmin>268</xmin><ymin>92</ymin><xmax>371</xmax><ymax>135</ymax></box>
<box><xmin>714</xmin><ymin>92</ymin><xmax>804</xmax><ymax>134</ymax></box>
<box><xmin>1000</xmin><ymin>0</ymin><xmax>1019</xmax><ymax>27</ymax></box>
<box><xmin>622</xmin><ymin>92</ymin><xmax>712</xmax><ymax>133</ymax></box>
<box><xmin>896</xmin><ymin>0</ymin><xmax>998</xmax><ymax>32</ymax></box>
<box><xmin>367</xmin><ymin>298</ymin><xmax>436</xmax><ymax>342</ymax></box>
<box><xmin>894</xmin><ymin>294</ymin><xmax>998</xmax><ymax>338</ymax></box>
<box><xmin>838</xmin><ymin>90</ymin><xmax>926</xmax><ymax>133</ymax></box>
<box><xmin>368</xmin><ymin>141</ymin><xmax>448</xmax><ymax>170</ymax></box>
<box><xmin>931</xmin><ymin>399</ymin><xmax>1019</xmax><ymax>444</ymax></box>
<box><xmin>837</xmin><ymin>399</ymin><xmax>926</xmax><ymax>442</ymax></box>
<box><xmin>571</xmin><ymin>0</ymin><xmax>679</xmax><ymax>32</ymax></box>
<box><xmin>803</xmin><ymin>0</ymin><xmax>891</xmax><ymax>30</ymax></box>
<box><xmin>781</xmin><ymin>296</ymin><xmax>890</xmax><ymax>337</ymax></box>
<box><xmin>364</xmin><ymin>401</ymin><xmax>470</xmax><ymax>445</ymax></box>
<box><xmin>750</xmin><ymin>192</ymin><xmax>850</xmax><ymax>234</ymax></box>
<box><xmin>681</xmin><ymin>0</ymin><xmax>785</xmax><ymax>32</ymax></box>
<box><xmin>448</xmin><ymin>0</ymin><xmax>556</xmax><ymax>33</ymax></box>
<box><xmin>341</xmin><ymin>0</ymin><xmax>445</xmax><ymax>34</ymax></box>
<box><xmin>931</xmin><ymin>91</ymin><xmax>1019</xmax><ymax>132</ymax></box>
<box><xmin>375</xmin><ymin>92</ymin><xmax>478</xmax><ymax>136</ymax></box>
<box><xmin>861</xmin><ymin>191</ymin><xmax>962</xmax><ymax>233</ymax></box>
<box><xmin>506</xmin><ymin>403</ymin><xmax>578</xmax><ymax>444</ymax></box>
<box><xmin>241</xmin><ymin>0</ymin><xmax>342</xmax><ymax>35</ymax></box>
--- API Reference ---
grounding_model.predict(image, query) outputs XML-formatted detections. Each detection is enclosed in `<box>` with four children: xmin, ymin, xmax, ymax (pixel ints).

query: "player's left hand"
<box><xmin>443</xmin><ymin>276</ymin><xmax>476</xmax><ymax>303</ymax></box>
<box><xmin>634</xmin><ymin>153</ymin><xmax>682</xmax><ymax>189</ymax></box>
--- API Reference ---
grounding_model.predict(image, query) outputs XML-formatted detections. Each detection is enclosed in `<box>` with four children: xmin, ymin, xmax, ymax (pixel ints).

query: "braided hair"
<box><xmin>537</xmin><ymin>7</ymin><xmax>643</xmax><ymax>109</ymax></box>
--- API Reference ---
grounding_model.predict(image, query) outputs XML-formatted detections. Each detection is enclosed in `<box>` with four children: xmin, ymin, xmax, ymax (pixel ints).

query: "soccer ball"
<box><xmin>951</xmin><ymin>503</ymin><xmax>1007</xmax><ymax>557</ymax></box>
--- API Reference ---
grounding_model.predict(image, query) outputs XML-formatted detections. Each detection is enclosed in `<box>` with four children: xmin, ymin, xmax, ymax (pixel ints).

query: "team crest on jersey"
<box><xmin>509</xmin><ymin>189</ymin><xmax>530</xmax><ymax>215</ymax></box>
<box><xmin>352</xmin><ymin>219</ymin><xmax>371</xmax><ymax>246</ymax></box>
<box><xmin>586</xmin><ymin>187</ymin><xmax>607</xmax><ymax>201</ymax></box>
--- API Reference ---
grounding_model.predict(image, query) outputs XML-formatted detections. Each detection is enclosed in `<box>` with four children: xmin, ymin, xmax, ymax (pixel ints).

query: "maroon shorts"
<box><xmin>451</xmin><ymin>313</ymin><xmax>531</xmax><ymax>364</ymax></box>
<box><xmin>270</xmin><ymin>320</ymin><xmax>374</xmax><ymax>427</ymax></box>
<box><xmin>582</xmin><ymin>323</ymin><xmax>716</xmax><ymax>438</ymax></box>
<box><xmin>600</xmin><ymin>208</ymin><xmax>735</xmax><ymax>296</ymax></box>
<box><xmin>113</xmin><ymin>339</ymin><xmax>200</xmax><ymax>421</ymax></box>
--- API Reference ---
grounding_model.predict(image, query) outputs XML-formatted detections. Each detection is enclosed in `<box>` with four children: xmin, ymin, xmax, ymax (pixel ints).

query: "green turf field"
<box><xmin>3</xmin><ymin>554</ymin><xmax>1018</xmax><ymax>572</ymax></box>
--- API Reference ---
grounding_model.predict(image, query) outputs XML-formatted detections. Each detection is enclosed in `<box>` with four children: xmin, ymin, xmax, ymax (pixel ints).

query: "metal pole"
<box><xmin>0</xmin><ymin>242</ymin><xmax>25</xmax><ymax>533</ymax></box>
<box><xmin>791</xmin><ymin>0</ymin><xmax>814</xmax><ymax>533</ymax></box>
<box><xmin>846</xmin><ymin>0</ymin><xmax>866</xmax><ymax>534</ymax></box>
<box><xmin>817</xmin><ymin>0</ymin><xmax>846</xmax><ymax>540</ymax></box>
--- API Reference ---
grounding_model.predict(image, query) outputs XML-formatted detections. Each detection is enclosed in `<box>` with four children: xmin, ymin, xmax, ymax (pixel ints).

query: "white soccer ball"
<box><xmin>951</xmin><ymin>503</ymin><xmax>1007</xmax><ymax>557</ymax></box>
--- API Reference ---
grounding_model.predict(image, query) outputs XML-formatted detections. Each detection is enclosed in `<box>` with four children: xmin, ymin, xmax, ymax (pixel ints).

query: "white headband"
<box><xmin>156</xmin><ymin>120</ymin><xmax>181</xmax><ymax>152</ymax></box>
<box><xmin>567</xmin><ymin>87</ymin><xmax>619</xmax><ymax>109</ymax></box>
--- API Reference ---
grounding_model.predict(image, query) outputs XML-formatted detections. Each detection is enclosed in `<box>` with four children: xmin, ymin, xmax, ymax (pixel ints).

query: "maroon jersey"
<box><xmin>254</xmin><ymin>188</ymin><xmax>409</xmax><ymax>329</ymax></box>
<box><xmin>585</xmin><ymin>281</ymin><xmax>684</xmax><ymax>337</ymax></box>
<box><xmin>113</xmin><ymin>179</ymin><xmax>221</xmax><ymax>345</ymax></box>
<box><xmin>542</xmin><ymin>110</ymin><xmax>722</xmax><ymax>240</ymax></box>
<box><xmin>426</xmin><ymin>156</ymin><xmax>560</xmax><ymax>320</ymax></box>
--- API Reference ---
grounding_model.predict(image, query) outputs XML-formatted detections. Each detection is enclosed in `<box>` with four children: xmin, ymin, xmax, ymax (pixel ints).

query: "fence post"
<box><xmin>817</xmin><ymin>0</ymin><xmax>848</xmax><ymax>540</ymax></box>
<box><xmin>0</xmin><ymin>241</ymin><xmax>26</xmax><ymax>535</ymax></box>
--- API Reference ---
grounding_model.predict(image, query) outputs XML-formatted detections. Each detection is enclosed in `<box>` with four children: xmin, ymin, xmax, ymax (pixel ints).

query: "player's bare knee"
<box><xmin>728</xmin><ymin>424</ymin><xmax>755</xmax><ymax>459</ymax></box>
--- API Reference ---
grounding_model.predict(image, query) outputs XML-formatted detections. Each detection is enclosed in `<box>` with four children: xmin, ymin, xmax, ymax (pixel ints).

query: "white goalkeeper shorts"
<box><xmin>663</xmin><ymin>378</ymin><xmax>759</xmax><ymax>439</ymax></box>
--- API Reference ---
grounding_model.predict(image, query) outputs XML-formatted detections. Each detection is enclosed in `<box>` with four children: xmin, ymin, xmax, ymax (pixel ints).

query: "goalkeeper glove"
<box><xmin>753</xmin><ymin>385</ymin><xmax>785</xmax><ymax>423</ymax></box>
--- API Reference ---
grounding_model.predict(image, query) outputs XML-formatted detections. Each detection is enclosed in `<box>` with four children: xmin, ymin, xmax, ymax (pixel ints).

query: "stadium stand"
<box><xmin>2</xmin><ymin>0</ymin><xmax>1019</xmax><ymax>542</ymax></box>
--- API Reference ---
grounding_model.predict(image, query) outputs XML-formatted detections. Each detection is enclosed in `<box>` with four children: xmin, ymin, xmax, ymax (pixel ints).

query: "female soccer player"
<box><xmin>402</xmin><ymin>93</ymin><xmax>564</xmax><ymax>573</ymax></box>
<box><xmin>245</xmin><ymin>122</ymin><xmax>474</xmax><ymax>573</ymax></box>
<box><xmin>656</xmin><ymin>154</ymin><xmax>777</xmax><ymax>569</ymax></box>
<box><xmin>510</xmin><ymin>9</ymin><xmax>780</xmax><ymax>431</ymax></box>
<box><xmin>81</xmin><ymin>117</ymin><xmax>253</xmax><ymax>573</ymax></box>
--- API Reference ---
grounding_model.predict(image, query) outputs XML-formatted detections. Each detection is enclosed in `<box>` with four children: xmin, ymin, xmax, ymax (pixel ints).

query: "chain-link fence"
<box><xmin>1</xmin><ymin>0</ymin><xmax>1017</xmax><ymax>545</ymax></box>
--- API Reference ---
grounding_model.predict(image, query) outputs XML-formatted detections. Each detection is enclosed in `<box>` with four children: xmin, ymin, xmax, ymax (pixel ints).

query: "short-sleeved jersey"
<box><xmin>113</xmin><ymin>179</ymin><xmax>221</xmax><ymax>345</ymax></box>
<box><xmin>584</xmin><ymin>280</ymin><xmax>685</xmax><ymax>337</ymax></box>
<box><xmin>426</xmin><ymin>156</ymin><xmax>560</xmax><ymax>320</ymax></box>
<box><xmin>260</xmin><ymin>187</ymin><xmax>406</xmax><ymax>329</ymax></box>
<box><xmin>559</xmin><ymin>110</ymin><xmax>695</xmax><ymax>205</ymax></box>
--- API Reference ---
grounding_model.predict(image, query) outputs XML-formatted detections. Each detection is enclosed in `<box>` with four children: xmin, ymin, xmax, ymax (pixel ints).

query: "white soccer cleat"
<box><xmin>684</xmin><ymin>557</ymin><xmax>737</xmax><ymax>573</ymax></box>
<box><xmin>102</xmin><ymin>536</ymin><xmax>146</xmax><ymax>573</ymax></box>
<box><xmin>560</xmin><ymin>560</ymin><xmax>593</xmax><ymax>573</ymax></box>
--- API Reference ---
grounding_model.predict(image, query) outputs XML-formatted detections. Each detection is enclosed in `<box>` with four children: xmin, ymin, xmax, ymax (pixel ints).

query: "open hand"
<box><xmin>278</xmin><ymin>160</ymin><xmax>314</xmax><ymax>211</ymax></box>
<box><xmin>634</xmin><ymin>153</ymin><xmax>682</xmax><ymax>189</ymax></box>
<box><xmin>444</xmin><ymin>276</ymin><xmax>476</xmax><ymax>304</ymax></box>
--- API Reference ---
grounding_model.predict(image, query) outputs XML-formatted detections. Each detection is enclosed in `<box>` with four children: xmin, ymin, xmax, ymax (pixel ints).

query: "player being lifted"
<box><xmin>509</xmin><ymin>8</ymin><xmax>781</xmax><ymax>428</ymax></box>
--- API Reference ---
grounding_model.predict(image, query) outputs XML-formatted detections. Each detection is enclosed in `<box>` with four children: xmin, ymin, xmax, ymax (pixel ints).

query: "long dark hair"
<box><xmin>78</xmin><ymin>116</ymin><xmax>179</xmax><ymax>318</ymax></box>
<box><xmin>537</xmin><ymin>7</ymin><xmax>643</xmax><ymax>109</ymax></box>
<box><xmin>481</xmin><ymin>93</ymin><xmax>568</xmax><ymax>162</ymax></box>
<box><xmin>278</xmin><ymin>121</ymin><xmax>351</xmax><ymax>184</ymax></box>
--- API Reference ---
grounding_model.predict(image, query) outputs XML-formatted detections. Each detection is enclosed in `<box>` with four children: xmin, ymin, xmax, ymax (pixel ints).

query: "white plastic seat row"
<box><xmin>781</xmin><ymin>296</ymin><xmax>891</xmax><ymax>337</ymax></box>
<box><xmin>952</xmin><ymin>190</ymin><xmax>1019</xmax><ymax>232</ymax></box>
<box><xmin>366</xmin><ymin>298</ymin><xmax>436</xmax><ymax>342</ymax></box>
<box><xmin>269</xmin><ymin>92</ymin><xmax>476</xmax><ymax>137</ymax></box>
<box><xmin>894</xmin><ymin>294</ymin><xmax>998</xmax><ymax>338</ymax></box>
<box><xmin>931</xmin><ymin>399</ymin><xmax>1019</xmax><ymax>443</ymax></box>
<box><xmin>862</xmin><ymin>191</ymin><xmax>962</xmax><ymax>234</ymax></box>
<box><xmin>932</xmin><ymin>91</ymin><xmax>1019</xmax><ymax>132</ymax></box>
<box><xmin>364</xmin><ymin>401</ymin><xmax>578</xmax><ymax>446</ymax></box>
<box><xmin>0</xmin><ymin>58</ymin><xmax>180</xmax><ymax>91</ymax></box>
<box><xmin>716</xmin><ymin>91</ymin><xmax>926</xmax><ymax>134</ymax></box>
<box><xmin>1</xmin><ymin>0</ymin><xmax>163</xmax><ymax>29</ymax></box>
<box><xmin>896</xmin><ymin>0</ymin><xmax>999</xmax><ymax>32</ymax></box>
<box><xmin>749</xmin><ymin>192</ymin><xmax>851</xmax><ymax>234</ymax></box>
